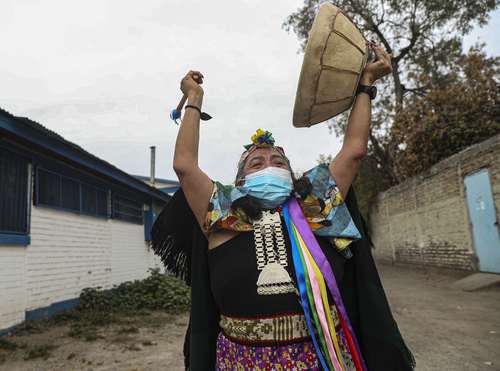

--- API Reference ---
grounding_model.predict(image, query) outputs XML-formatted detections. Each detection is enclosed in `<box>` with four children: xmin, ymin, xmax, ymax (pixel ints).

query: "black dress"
<box><xmin>151</xmin><ymin>188</ymin><xmax>415</xmax><ymax>371</ymax></box>
<box><xmin>207</xmin><ymin>229</ymin><xmax>346</xmax><ymax>318</ymax></box>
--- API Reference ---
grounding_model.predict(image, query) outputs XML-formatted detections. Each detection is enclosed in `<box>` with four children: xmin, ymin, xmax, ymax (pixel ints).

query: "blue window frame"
<box><xmin>0</xmin><ymin>147</ymin><xmax>30</xmax><ymax>245</ymax></box>
<box><xmin>35</xmin><ymin>167</ymin><xmax>109</xmax><ymax>218</ymax></box>
<box><xmin>112</xmin><ymin>195</ymin><xmax>143</xmax><ymax>224</ymax></box>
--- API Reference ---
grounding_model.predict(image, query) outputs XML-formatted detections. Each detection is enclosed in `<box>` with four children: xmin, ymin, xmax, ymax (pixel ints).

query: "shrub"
<box><xmin>78</xmin><ymin>268</ymin><xmax>190</xmax><ymax>314</ymax></box>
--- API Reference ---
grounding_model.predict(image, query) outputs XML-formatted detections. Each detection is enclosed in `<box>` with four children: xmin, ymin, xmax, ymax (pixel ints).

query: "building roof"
<box><xmin>133</xmin><ymin>174</ymin><xmax>180</xmax><ymax>185</ymax></box>
<box><xmin>0</xmin><ymin>107</ymin><xmax>169</xmax><ymax>203</ymax></box>
<box><xmin>132</xmin><ymin>175</ymin><xmax>180</xmax><ymax>196</ymax></box>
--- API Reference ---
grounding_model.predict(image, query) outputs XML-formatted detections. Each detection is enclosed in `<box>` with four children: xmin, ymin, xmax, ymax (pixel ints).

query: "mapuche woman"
<box><xmin>153</xmin><ymin>43</ymin><xmax>415</xmax><ymax>370</ymax></box>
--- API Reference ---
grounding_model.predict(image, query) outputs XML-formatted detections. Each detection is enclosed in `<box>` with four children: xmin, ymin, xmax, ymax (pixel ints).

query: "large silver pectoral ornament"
<box><xmin>253</xmin><ymin>211</ymin><xmax>296</xmax><ymax>295</ymax></box>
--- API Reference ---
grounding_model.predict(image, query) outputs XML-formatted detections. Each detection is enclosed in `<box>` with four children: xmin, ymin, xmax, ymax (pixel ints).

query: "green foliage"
<box><xmin>78</xmin><ymin>268</ymin><xmax>190</xmax><ymax>314</ymax></box>
<box><xmin>6</xmin><ymin>269</ymin><xmax>189</xmax><ymax>346</ymax></box>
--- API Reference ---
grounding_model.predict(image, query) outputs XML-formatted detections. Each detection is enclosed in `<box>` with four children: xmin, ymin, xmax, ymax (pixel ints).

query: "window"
<box><xmin>81</xmin><ymin>184</ymin><xmax>97</xmax><ymax>215</ymax></box>
<box><xmin>112</xmin><ymin>195</ymin><xmax>143</xmax><ymax>224</ymax></box>
<box><xmin>0</xmin><ymin>147</ymin><xmax>29</xmax><ymax>237</ymax></box>
<box><xmin>38</xmin><ymin>169</ymin><xmax>60</xmax><ymax>207</ymax></box>
<box><xmin>36</xmin><ymin>168</ymin><xmax>108</xmax><ymax>218</ymax></box>
<box><xmin>61</xmin><ymin>177</ymin><xmax>80</xmax><ymax>211</ymax></box>
<box><xmin>96</xmin><ymin>190</ymin><xmax>108</xmax><ymax>217</ymax></box>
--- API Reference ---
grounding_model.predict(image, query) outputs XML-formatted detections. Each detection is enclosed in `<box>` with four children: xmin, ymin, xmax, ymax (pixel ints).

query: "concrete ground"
<box><xmin>0</xmin><ymin>262</ymin><xmax>499</xmax><ymax>371</ymax></box>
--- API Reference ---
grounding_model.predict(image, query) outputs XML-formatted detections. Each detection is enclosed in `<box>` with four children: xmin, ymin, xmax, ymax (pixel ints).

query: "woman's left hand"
<box><xmin>360</xmin><ymin>43</ymin><xmax>393</xmax><ymax>85</ymax></box>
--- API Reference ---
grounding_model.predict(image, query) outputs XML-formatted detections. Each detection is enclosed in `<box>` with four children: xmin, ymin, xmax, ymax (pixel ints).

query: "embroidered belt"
<box><xmin>220</xmin><ymin>306</ymin><xmax>340</xmax><ymax>345</ymax></box>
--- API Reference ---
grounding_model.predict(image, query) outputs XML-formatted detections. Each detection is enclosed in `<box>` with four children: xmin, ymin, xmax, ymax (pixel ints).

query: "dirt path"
<box><xmin>1</xmin><ymin>262</ymin><xmax>499</xmax><ymax>371</ymax></box>
<box><xmin>0</xmin><ymin>312</ymin><xmax>188</xmax><ymax>371</ymax></box>
<box><xmin>378</xmin><ymin>262</ymin><xmax>500</xmax><ymax>371</ymax></box>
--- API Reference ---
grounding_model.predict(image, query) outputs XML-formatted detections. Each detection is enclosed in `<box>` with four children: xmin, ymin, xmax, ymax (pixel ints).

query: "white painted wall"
<box><xmin>0</xmin><ymin>204</ymin><xmax>164</xmax><ymax>331</ymax></box>
<box><xmin>0</xmin><ymin>247</ymin><xmax>27</xmax><ymax>330</ymax></box>
<box><xmin>27</xmin><ymin>206</ymin><xmax>113</xmax><ymax>311</ymax></box>
<box><xmin>111</xmin><ymin>219</ymin><xmax>157</xmax><ymax>286</ymax></box>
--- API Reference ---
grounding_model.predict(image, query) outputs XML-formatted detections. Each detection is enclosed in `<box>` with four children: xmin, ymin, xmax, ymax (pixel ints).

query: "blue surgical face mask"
<box><xmin>239</xmin><ymin>166</ymin><xmax>293</xmax><ymax>209</ymax></box>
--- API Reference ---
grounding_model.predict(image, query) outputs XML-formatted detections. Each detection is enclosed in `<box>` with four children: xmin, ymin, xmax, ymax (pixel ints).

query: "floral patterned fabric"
<box><xmin>216</xmin><ymin>329</ymin><xmax>356</xmax><ymax>371</ymax></box>
<box><xmin>216</xmin><ymin>331</ymin><xmax>320</xmax><ymax>371</ymax></box>
<box><xmin>205</xmin><ymin>164</ymin><xmax>361</xmax><ymax>255</ymax></box>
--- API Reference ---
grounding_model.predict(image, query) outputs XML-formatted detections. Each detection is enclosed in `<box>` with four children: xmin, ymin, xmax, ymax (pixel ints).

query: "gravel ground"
<box><xmin>0</xmin><ymin>261</ymin><xmax>499</xmax><ymax>371</ymax></box>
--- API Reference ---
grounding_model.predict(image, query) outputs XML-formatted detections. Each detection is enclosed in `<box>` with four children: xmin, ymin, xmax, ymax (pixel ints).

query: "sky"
<box><xmin>1</xmin><ymin>0</ymin><xmax>499</xmax><ymax>184</ymax></box>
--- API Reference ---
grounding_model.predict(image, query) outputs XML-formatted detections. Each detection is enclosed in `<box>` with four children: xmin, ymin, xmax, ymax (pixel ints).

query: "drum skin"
<box><xmin>293</xmin><ymin>3</ymin><xmax>368</xmax><ymax>127</ymax></box>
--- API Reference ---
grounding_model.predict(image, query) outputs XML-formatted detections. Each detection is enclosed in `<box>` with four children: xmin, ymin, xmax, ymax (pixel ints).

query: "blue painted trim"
<box><xmin>0</xmin><ymin>324</ymin><xmax>18</xmax><ymax>337</ymax></box>
<box><xmin>0</xmin><ymin>297</ymin><xmax>79</xmax><ymax>336</ymax></box>
<box><xmin>144</xmin><ymin>207</ymin><xmax>154</xmax><ymax>241</ymax></box>
<box><xmin>25</xmin><ymin>297</ymin><xmax>80</xmax><ymax>322</ymax></box>
<box><xmin>0</xmin><ymin>233</ymin><xmax>30</xmax><ymax>246</ymax></box>
<box><xmin>0</xmin><ymin>113</ymin><xmax>168</xmax><ymax>203</ymax></box>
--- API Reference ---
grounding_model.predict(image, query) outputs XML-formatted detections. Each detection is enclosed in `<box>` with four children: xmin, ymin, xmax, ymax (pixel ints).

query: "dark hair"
<box><xmin>293</xmin><ymin>175</ymin><xmax>313</xmax><ymax>199</ymax></box>
<box><xmin>231</xmin><ymin>195</ymin><xmax>263</xmax><ymax>220</ymax></box>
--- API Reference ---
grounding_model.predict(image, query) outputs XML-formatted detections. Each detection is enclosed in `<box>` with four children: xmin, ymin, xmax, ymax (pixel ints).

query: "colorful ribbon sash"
<box><xmin>283</xmin><ymin>198</ymin><xmax>367</xmax><ymax>371</ymax></box>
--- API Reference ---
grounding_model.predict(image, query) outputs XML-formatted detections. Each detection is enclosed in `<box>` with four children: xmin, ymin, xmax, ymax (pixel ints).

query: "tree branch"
<box><xmin>349</xmin><ymin>0</ymin><xmax>393</xmax><ymax>54</ymax></box>
<box><xmin>402</xmin><ymin>84</ymin><xmax>428</xmax><ymax>97</ymax></box>
<box><xmin>394</xmin><ymin>0</ymin><xmax>420</xmax><ymax>63</ymax></box>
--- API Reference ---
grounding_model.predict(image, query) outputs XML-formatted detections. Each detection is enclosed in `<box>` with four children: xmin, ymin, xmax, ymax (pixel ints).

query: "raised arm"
<box><xmin>330</xmin><ymin>44</ymin><xmax>392</xmax><ymax>198</ymax></box>
<box><xmin>173</xmin><ymin>70</ymin><xmax>214</xmax><ymax>229</ymax></box>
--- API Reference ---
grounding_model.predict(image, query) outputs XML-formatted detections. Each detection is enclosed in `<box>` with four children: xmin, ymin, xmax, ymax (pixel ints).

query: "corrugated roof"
<box><xmin>0</xmin><ymin>106</ymin><xmax>169</xmax><ymax>202</ymax></box>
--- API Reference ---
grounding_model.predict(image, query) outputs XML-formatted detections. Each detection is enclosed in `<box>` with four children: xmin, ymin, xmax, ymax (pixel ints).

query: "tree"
<box><xmin>284</xmin><ymin>0</ymin><xmax>499</xmax><ymax>185</ymax></box>
<box><xmin>393</xmin><ymin>47</ymin><xmax>500</xmax><ymax>178</ymax></box>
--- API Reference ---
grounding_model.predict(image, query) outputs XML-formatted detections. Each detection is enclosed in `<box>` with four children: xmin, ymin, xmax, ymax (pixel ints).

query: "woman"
<box><xmin>152</xmin><ymin>43</ymin><xmax>415</xmax><ymax>370</ymax></box>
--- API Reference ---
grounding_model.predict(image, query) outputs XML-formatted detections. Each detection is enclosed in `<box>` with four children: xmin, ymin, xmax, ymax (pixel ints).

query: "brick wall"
<box><xmin>369</xmin><ymin>134</ymin><xmax>500</xmax><ymax>270</ymax></box>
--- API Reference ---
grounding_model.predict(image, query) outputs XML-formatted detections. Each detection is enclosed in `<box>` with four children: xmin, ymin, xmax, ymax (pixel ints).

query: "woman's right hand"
<box><xmin>181</xmin><ymin>70</ymin><xmax>204</xmax><ymax>97</ymax></box>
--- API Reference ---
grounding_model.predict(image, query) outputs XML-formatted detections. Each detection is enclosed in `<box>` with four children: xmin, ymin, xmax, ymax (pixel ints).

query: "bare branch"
<box><xmin>394</xmin><ymin>0</ymin><xmax>420</xmax><ymax>63</ymax></box>
<box><xmin>348</xmin><ymin>0</ymin><xmax>393</xmax><ymax>54</ymax></box>
<box><xmin>402</xmin><ymin>85</ymin><xmax>428</xmax><ymax>97</ymax></box>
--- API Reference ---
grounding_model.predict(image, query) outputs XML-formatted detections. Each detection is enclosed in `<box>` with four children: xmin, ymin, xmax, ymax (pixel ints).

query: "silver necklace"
<box><xmin>253</xmin><ymin>210</ymin><xmax>296</xmax><ymax>295</ymax></box>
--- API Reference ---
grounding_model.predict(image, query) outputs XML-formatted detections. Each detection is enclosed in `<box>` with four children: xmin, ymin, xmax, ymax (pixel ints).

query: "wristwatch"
<box><xmin>356</xmin><ymin>84</ymin><xmax>377</xmax><ymax>100</ymax></box>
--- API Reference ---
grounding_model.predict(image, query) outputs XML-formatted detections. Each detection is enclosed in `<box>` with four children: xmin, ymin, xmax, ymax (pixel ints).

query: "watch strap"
<box><xmin>356</xmin><ymin>84</ymin><xmax>376</xmax><ymax>100</ymax></box>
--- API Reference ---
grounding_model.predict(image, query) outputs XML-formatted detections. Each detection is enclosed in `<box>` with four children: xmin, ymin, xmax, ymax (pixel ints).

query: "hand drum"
<box><xmin>293</xmin><ymin>3</ymin><xmax>368</xmax><ymax>127</ymax></box>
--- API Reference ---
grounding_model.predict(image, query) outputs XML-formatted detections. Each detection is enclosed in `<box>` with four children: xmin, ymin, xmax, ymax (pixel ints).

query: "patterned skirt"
<box><xmin>215</xmin><ymin>331</ymin><xmax>320</xmax><ymax>371</ymax></box>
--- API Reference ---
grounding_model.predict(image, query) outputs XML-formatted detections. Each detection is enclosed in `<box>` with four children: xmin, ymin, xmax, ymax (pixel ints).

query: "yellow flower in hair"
<box><xmin>247</xmin><ymin>128</ymin><xmax>275</xmax><ymax>149</ymax></box>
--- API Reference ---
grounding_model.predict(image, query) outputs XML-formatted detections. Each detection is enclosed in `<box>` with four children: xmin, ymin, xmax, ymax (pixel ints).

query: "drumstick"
<box><xmin>176</xmin><ymin>94</ymin><xmax>188</xmax><ymax>114</ymax></box>
<box><xmin>170</xmin><ymin>74</ymin><xmax>212</xmax><ymax>124</ymax></box>
<box><xmin>170</xmin><ymin>94</ymin><xmax>188</xmax><ymax>123</ymax></box>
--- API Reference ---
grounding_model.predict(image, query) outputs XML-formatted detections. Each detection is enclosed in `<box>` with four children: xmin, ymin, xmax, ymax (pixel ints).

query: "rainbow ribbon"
<box><xmin>283</xmin><ymin>198</ymin><xmax>367</xmax><ymax>371</ymax></box>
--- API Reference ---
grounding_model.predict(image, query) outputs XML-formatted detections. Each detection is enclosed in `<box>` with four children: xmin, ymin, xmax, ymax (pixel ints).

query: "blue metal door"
<box><xmin>464</xmin><ymin>169</ymin><xmax>500</xmax><ymax>273</ymax></box>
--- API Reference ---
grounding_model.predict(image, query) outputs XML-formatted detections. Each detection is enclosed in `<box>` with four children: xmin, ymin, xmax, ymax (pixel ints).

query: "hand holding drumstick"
<box><xmin>171</xmin><ymin>70</ymin><xmax>211</xmax><ymax>123</ymax></box>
